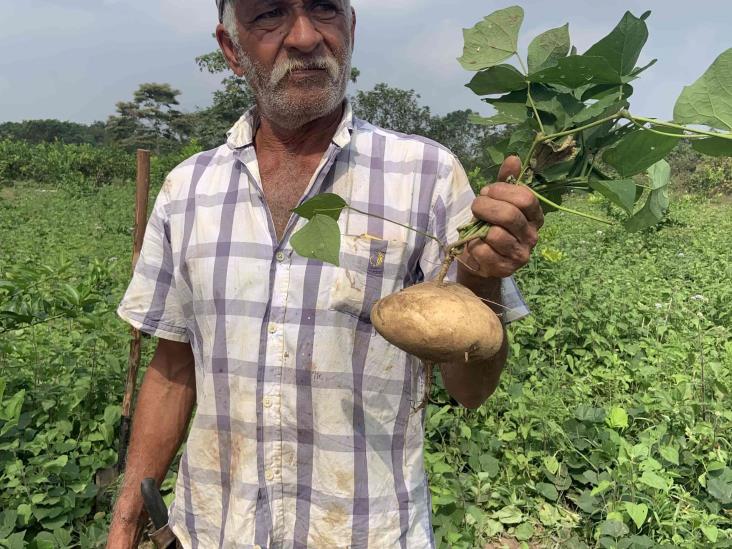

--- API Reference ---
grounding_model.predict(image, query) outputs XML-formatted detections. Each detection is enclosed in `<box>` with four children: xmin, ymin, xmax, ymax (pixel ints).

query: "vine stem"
<box><xmin>435</xmin><ymin>226</ymin><xmax>491</xmax><ymax>284</ymax></box>
<box><xmin>643</xmin><ymin>126</ymin><xmax>706</xmax><ymax>139</ymax></box>
<box><xmin>627</xmin><ymin>112</ymin><xmax>732</xmax><ymax>140</ymax></box>
<box><xmin>527</xmin><ymin>188</ymin><xmax>614</xmax><ymax>225</ymax></box>
<box><xmin>346</xmin><ymin>206</ymin><xmax>444</xmax><ymax>248</ymax></box>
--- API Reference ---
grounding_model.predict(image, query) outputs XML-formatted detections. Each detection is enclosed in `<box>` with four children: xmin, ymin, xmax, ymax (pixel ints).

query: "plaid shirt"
<box><xmin>117</xmin><ymin>102</ymin><xmax>529</xmax><ymax>549</ymax></box>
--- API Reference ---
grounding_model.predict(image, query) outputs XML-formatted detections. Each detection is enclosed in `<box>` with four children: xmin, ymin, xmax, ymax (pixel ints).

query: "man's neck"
<box><xmin>254</xmin><ymin>104</ymin><xmax>344</xmax><ymax>158</ymax></box>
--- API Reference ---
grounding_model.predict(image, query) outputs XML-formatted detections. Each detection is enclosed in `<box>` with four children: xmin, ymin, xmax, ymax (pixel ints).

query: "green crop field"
<box><xmin>1</xmin><ymin>179</ymin><xmax>730</xmax><ymax>548</ymax></box>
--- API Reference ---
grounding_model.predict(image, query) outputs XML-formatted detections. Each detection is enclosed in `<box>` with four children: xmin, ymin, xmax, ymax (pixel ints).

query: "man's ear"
<box><xmin>215</xmin><ymin>24</ymin><xmax>246</xmax><ymax>77</ymax></box>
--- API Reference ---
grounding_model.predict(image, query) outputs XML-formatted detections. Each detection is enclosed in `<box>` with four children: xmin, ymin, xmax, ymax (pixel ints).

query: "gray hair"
<box><xmin>222</xmin><ymin>0</ymin><xmax>352</xmax><ymax>48</ymax></box>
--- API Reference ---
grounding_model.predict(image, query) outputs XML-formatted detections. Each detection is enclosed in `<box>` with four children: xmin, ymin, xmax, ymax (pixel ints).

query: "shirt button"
<box><xmin>276</xmin><ymin>251</ymin><xmax>286</xmax><ymax>262</ymax></box>
<box><xmin>265</xmin><ymin>469</ymin><xmax>274</xmax><ymax>481</ymax></box>
<box><xmin>254</xmin><ymin>546</ymin><xmax>262</xmax><ymax>549</ymax></box>
<box><xmin>263</xmin><ymin>397</ymin><xmax>272</xmax><ymax>408</ymax></box>
<box><xmin>268</xmin><ymin>323</ymin><xmax>277</xmax><ymax>334</ymax></box>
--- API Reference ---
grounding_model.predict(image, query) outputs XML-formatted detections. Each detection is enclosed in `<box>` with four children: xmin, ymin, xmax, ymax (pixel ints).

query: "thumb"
<box><xmin>497</xmin><ymin>155</ymin><xmax>522</xmax><ymax>182</ymax></box>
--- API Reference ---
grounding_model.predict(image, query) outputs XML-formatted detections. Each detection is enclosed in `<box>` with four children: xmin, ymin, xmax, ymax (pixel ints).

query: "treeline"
<box><xmin>0</xmin><ymin>120</ymin><xmax>107</xmax><ymax>146</ymax></box>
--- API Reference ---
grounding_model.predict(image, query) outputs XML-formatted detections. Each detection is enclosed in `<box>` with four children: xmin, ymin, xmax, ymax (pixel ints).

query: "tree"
<box><xmin>351</xmin><ymin>83</ymin><xmax>433</xmax><ymax>136</ymax></box>
<box><xmin>106</xmin><ymin>83</ymin><xmax>188</xmax><ymax>152</ymax></box>
<box><xmin>190</xmin><ymin>51</ymin><xmax>256</xmax><ymax>149</ymax></box>
<box><xmin>427</xmin><ymin>109</ymin><xmax>503</xmax><ymax>172</ymax></box>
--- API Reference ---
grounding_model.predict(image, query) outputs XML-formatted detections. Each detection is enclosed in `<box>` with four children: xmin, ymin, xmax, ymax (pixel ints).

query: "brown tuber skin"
<box><xmin>370</xmin><ymin>281</ymin><xmax>505</xmax><ymax>366</ymax></box>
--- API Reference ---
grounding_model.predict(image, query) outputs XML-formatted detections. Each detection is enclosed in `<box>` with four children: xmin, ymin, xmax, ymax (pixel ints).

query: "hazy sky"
<box><xmin>1</xmin><ymin>1</ymin><xmax>730</xmax><ymax>125</ymax></box>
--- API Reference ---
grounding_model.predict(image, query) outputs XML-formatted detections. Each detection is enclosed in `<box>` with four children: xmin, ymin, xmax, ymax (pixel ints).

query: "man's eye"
<box><xmin>311</xmin><ymin>2</ymin><xmax>338</xmax><ymax>16</ymax></box>
<box><xmin>255</xmin><ymin>8</ymin><xmax>285</xmax><ymax>22</ymax></box>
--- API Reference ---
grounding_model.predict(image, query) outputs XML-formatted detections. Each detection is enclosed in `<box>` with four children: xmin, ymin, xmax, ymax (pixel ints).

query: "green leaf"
<box><xmin>32</xmin><ymin>532</ymin><xmax>56</xmax><ymax>549</ymax></box>
<box><xmin>572</xmin><ymin>490</ymin><xmax>599</xmax><ymax>514</ymax></box>
<box><xmin>479</xmin><ymin>90</ymin><xmax>529</xmax><ymax>126</ymax></box>
<box><xmin>61</xmin><ymin>284</ymin><xmax>80</xmax><ymax>307</ymax></box>
<box><xmin>16</xmin><ymin>504</ymin><xmax>32</xmax><ymax>526</ymax></box>
<box><xmin>692</xmin><ymin>136</ymin><xmax>732</xmax><ymax>157</ymax></box>
<box><xmin>674</xmin><ymin>48</ymin><xmax>732</xmax><ymax>131</ymax></box>
<box><xmin>543</xmin><ymin>456</ymin><xmax>560</xmax><ymax>476</ymax></box>
<box><xmin>575</xmin><ymin>405</ymin><xmax>605</xmax><ymax>423</ymax></box>
<box><xmin>585</xmin><ymin>11</ymin><xmax>650</xmax><ymax>76</ymax></box>
<box><xmin>701</xmin><ymin>525</ymin><xmax>719</xmax><ymax>543</ymax></box>
<box><xmin>459</xmin><ymin>6</ymin><xmax>524</xmax><ymax>71</ymax></box>
<box><xmin>43</xmin><ymin>455</ymin><xmax>69</xmax><ymax>474</ymax></box>
<box><xmin>530</xmin><ymin>87</ymin><xmax>584</xmax><ymax>130</ymax></box>
<box><xmin>529</xmin><ymin>55</ymin><xmax>622</xmax><ymax>89</ymax></box>
<box><xmin>598</xmin><ymin>519</ymin><xmax>630</xmax><ymax>538</ymax></box>
<box><xmin>603</xmin><ymin>129</ymin><xmax>680</xmax><ymax>177</ymax></box>
<box><xmin>0</xmin><ymin>511</ymin><xmax>17</xmax><ymax>538</ymax></box>
<box><xmin>494</xmin><ymin>505</ymin><xmax>523</xmax><ymax>525</ymax></box>
<box><xmin>639</xmin><ymin>469</ymin><xmax>671</xmax><ymax>491</ymax></box>
<box><xmin>479</xmin><ymin>454</ymin><xmax>500</xmax><ymax>478</ymax></box>
<box><xmin>0</xmin><ymin>389</ymin><xmax>25</xmax><ymax>425</ymax></box>
<box><xmin>507</xmin><ymin>124</ymin><xmax>536</xmax><ymax>159</ymax></box>
<box><xmin>103</xmin><ymin>404</ymin><xmax>122</xmax><ymax>427</ymax></box>
<box><xmin>659</xmin><ymin>445</ymin><xmax>679</xmax><ymax>466</ymax></box>
<box><xmin>580</xmin><ymin>83</ymin><xmax>634</xmax><ymax>102</ymax></box>
<box><xmin>515</xmin><ymin>522</ymin><xmax>534</xmax><ymax>541</ymax></box>
<box><xmin>486</xmin><ymin>144</ymin><xmax>506</xmax><ymax>166</ymax></box>
<box><xmin>591</xmin><ymin>479</ymin><xmax>614</xmax><ymax>497</ymax></box>
<box><xmin>627</xmin><ymin>58</ymin><xmax>658</xmax><ymax>81</ymax></box>
<box><xmin>2</xmin><ymin>530</ymin><xmax>26</xmax><ymax>549</ymax></box>
<box><xmin>536</xmin><ymin>482</ymin><xmax>559</xmax><ymax>501</ymax></box>
<box><xmin>589</xmin><ymin>180</ymin><xmax>637</xmax><ymax>214</ymax></box>
<box><xmin>528</xmin><ymin>23</ymin><xmax>571</xmax><ymax>73</ymax></box>
<box><xmin>624</xmin><ymin>160</ymin><xmax>671</xmax><ymax>232</ymax></box>
<box><xmin>572</xmin><ymin>94</ymin><xmax>627</xmax><ymax>126</ymax></box>
<box><xmin>706</xmin><ymin>468</ymin><xmax>732</xmax><ymax>504</ymax></box>
<box><xmin>606</xmin><ymin>406</ymin><xmax>629</xmax><ymax>430</ymax></box>
<box><xmin>625</xmin><ymin>502</ymin><xmax>648</xmax><ymax>529</ymax></box>
<box><xmin>466</xmin><ymin>65</ymin><xmax>527</xmax><ymax>96</ymax></box>
<box><xmin>291</xmin><ymin>193</ymin><xmax>347</xmax><ymax>222</ymax></box>
<box><xmin>290</xmin><ymin>214</ymin><xmax>341</xmax><ymax>266</ymax></box>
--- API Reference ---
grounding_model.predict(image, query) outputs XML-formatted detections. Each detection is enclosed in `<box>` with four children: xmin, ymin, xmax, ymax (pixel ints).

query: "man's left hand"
<box><xmin>460</xmin><ymin>156</ymin><xmax>544</xmax><ymax>279</ymax></box>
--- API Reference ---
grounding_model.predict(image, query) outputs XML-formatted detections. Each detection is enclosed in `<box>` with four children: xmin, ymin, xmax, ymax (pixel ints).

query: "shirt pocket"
<box><xmin>327</xmin><ymin>234</ymin><xmax>410</xmax><ymax>323</ymax></box>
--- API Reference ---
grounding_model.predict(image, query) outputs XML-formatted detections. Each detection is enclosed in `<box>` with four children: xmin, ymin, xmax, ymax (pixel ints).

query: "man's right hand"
<box><xmin>106</xmin><ymin>338</ymin><xmax>196</xmax><ymax>549</ymax></box>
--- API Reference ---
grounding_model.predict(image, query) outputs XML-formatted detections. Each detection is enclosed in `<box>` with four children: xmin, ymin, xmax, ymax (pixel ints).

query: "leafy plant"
<box><xmin>291</xmin><ymin>6</ymin><xmax>732</xmax><ymax>269</ymax></box>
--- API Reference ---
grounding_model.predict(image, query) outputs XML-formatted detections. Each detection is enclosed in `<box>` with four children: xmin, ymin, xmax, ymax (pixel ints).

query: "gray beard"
<box><xmin>237</xmin><ymin>49</ymin><xmax>352</xmax><ymax>130</ymax></box>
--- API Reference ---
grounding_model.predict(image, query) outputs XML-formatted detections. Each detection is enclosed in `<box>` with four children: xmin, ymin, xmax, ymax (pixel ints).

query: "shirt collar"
<box><xmin>225</xmin><ymin>100</ymin><xmax>355</xmax><ymax>150</ymax></box>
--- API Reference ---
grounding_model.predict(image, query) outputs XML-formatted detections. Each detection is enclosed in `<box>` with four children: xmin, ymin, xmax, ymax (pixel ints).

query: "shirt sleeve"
<box><xmin>116</xmin><ymin>186</ymin><xmax>190</xmax><ymax>342</ymax></box>
<box><xmin>418</xmin><ymin>154</ymin><xmax>530</xmax><ymax>324</ymax></box>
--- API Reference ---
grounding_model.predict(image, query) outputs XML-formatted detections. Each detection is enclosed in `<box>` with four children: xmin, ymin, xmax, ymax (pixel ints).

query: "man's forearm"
<box><xmin>439</xmin><ymin>263</ymin><xmax>509</xmax><ymax>409</ymax></box>
<box><xmin>108</xmin><ymin>341</ymin><xmax>196</xmax><ymax>548</ymax></box>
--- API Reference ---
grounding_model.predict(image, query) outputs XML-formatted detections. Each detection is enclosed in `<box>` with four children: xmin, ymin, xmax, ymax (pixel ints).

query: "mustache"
<box><xmin>269</xmin><ymin>55</ymin><xmax>341</xmax><ymax>85</ymax></box>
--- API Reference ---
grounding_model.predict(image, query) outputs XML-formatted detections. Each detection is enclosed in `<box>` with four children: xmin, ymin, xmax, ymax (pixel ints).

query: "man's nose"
<box><xmin>283</xmin><ymin>13</ymin><xmax>323</xmax><ymax>54</ymax></box>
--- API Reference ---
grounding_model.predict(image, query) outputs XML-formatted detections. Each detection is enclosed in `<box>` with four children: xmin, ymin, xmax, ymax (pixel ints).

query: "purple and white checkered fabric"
<box><xmin>117</xmin><ymin>102</ymin><xmax>529</xmax><ymax>548</ymax></box>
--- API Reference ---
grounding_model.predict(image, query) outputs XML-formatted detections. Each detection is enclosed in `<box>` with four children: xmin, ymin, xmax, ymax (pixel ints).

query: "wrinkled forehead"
<box><xmin>217</xmin><ymin>0</ymin><xmax>351</xmax><ymax>22</ymax></box>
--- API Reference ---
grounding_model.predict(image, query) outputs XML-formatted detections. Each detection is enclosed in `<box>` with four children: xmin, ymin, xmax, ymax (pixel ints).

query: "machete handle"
<box><xmin>141</xmin><ymin>478</ymin><xmax>169</xmax><ymax>531</ymax></box>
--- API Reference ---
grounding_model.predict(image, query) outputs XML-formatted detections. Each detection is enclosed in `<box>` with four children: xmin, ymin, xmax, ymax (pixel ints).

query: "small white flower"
<box><xmin>691</xmin><ymin>294</ymin><xmax>707</xmax><ymax>302</ymax></box>
<box><xmin>596</xmin><ymin>230</ymin><xmax>604</xmax><ymax>235</ymax></box>
<box><xmin>655</xmin><ymin>303</ymin><xmax>663</xmax><ymax>309</ymax></box>
<box><xmin>677</xmin><ymin>252</ymin><xmax>685</xmax><ymax>257</ymax></box>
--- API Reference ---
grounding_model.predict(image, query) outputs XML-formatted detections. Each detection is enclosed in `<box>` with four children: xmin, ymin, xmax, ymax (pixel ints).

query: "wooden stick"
<box><xmin>117</xmin><ymin>149</ymin><xmax>151</xmax><ymax>473</ymax></box>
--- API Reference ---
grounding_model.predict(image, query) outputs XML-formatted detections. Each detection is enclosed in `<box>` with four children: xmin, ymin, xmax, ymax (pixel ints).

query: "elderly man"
<box><xmin>107</xmin><ymin>1</ymin><xmax>543</xmax><ymax>547</ymax></box>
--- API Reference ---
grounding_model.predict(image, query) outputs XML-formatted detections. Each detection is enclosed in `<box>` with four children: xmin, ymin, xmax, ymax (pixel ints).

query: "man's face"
<box><xmin>220</xmin><ymin>0</ymin><xmax>355</xmax><ymax>129</ymax></box>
